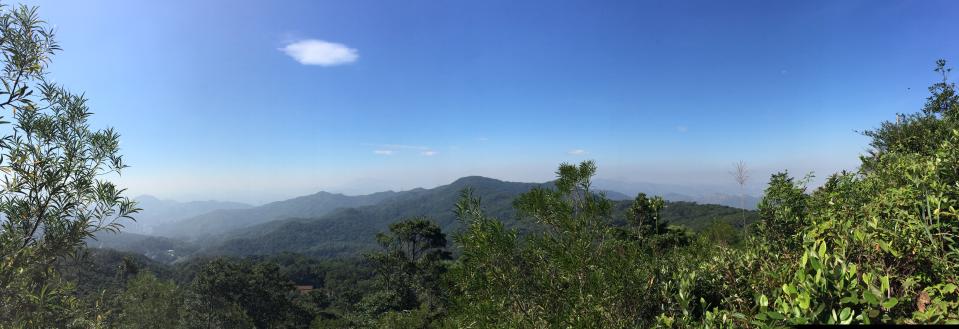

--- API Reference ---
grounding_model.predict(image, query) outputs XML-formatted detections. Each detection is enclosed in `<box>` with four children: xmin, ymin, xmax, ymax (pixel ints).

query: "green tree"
<box><xmin>755</xmin><ymin>171</ymin><xmax>810</xmax><ymax>252</ymax></box>
<box><xmin>0</xmin><ymin>4</ymin><xmax>137</xmax><ymax>328</ymax></box>
<box><xmin>448</xmin><ymin>161</ymin><xmax>675</xmax><ymax>328</ymax></box>
<box><xmin>362</xmin><ymin>218</ymin><xmax>451</xmax><ymax>326</ymax></box>
<box><xmin>179</xmin><ymin>258</ymin><xmax>309</xmax><ymax>329</ymax></box>
<box><xmin>117</xmin><ymin>272</ymin><xmax>181</xmax><ymax>329</ymax></box>
<box><xmin>625</xmin><ymin>192</ymin><xmax>664</xmax><ymax>239</ymax></box>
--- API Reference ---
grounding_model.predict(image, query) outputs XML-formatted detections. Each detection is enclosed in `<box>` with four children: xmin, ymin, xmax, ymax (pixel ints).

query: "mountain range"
<box><xmin>153</xmin><ymin>190</ymin><xmax>400</xmax><ymax>239</ymax></box>
<box><xmin>91</xmin><ymin>176</ymin><xmax>759</xmax><ymax>261</ymax></box>
<box><xmin>122</xmin><ymin>196</ymin><xmax>252</xmax><ymax>234</ymax></box>
<box><xmin>592</xmin><ymin>179</ymin><xmax>761</xmax><ymax>210</ymax></box>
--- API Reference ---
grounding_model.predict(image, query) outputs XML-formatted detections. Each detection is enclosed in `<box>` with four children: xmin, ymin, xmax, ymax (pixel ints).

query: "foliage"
<box><xmin>651</xmin><ymin>60</ymin><xmax>959</xmax><ymax>327</ymax></box>
<box><xmin>0</xmin><ymin>3</ymin><xmax>137</xmax><ymax>328</ymax></box>
<box><xmin>446</xmin><ymin>161</ymin><xmax>693</xmax><ymax>328</ymax></box>
<box><xmin>359</xmin><ymin>218</ymin><xmax>451</xmax><ymax>327</ymax></box>
<box><xmin>116</xmin><ymin>272</ymin><xmax>181</xmax><ymax>329</ymax></box>
<box><xmin>441</xmin><ymin>61</ymin><xmax>959</xmax><ymax>327</ymax></box>
<box><xmin>177</xmin><ymin>258</ymin><xmax>312</xmax><ymax>328</ymax></box>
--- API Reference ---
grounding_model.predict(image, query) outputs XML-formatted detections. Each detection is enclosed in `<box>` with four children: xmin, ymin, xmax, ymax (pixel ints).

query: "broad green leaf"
<box><xmin>882</xmin><ymin>297</ymin><xmax>898</xmax><ymax>309</ymax></box>
<box><xmin>840</xmin><ymin>307</ymin><xmax>853</xmax><ymax>324</ymax></box>
<box><xmin>863</xmin><ymin>291</ymin><xmax>879</xmax><ymax>306</ymax></box>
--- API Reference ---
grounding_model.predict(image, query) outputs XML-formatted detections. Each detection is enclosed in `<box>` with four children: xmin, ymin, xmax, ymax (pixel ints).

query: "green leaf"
<box><xmin>782</xmin><ymin>284</ymin><xmax>798</xmax><ymax>296</ymax></box>
<box><xmin>840</xmin><ymin>307</ymin><xmax>853</xmax><ymax>324</ymax></box>
<box><xmin>797</xmin><ymin>292</ymin><xmax>811</xmax><ymax>310</ymax></box>
<box><xmin>759</xmin><ymin>294</ymin><xmax>769</xmax><ymax>308</ymax></box>
<box><xmin>942</xmin><ymin>283</ymin><xmax>958</xmax><ymax>293</ymax></box>
<box><xmin>810</xmin><ymin>257</ymin><xmax>822</xmax><ymax>271</ymax></box>
<box><xmin>766</xmin><ymin>311</ymin><xmax>784</xmax><ymax>320</ymax></box>
<box><xmin>882</xmin><ymin>297</ymin><xmax>898</xmax><ymax>309</ymax></box>
<box><xmin>877</xmin><ymin>241</ymin><xmax>899</xmax><ymax>257</ymax></box>
<box><xmin>863</xmin><ymin>291</ymin><xmax>880</xmax><ymax>306</ymax></box>
<box><xmin>840</xmin><ymin>296</ymin><xmax>858</xmax><ymax>304</ymax></box>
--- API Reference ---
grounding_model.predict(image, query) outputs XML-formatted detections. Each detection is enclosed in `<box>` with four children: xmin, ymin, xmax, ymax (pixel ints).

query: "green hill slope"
<box><xmin>204</xmin><ymin>177</ymin><xmax>756</xmax><ymax>258</ymax></box>
<box><xmin>154</xmin><ymin>190</ymin><xmax>401</xmax><ymax>239</ymax></box>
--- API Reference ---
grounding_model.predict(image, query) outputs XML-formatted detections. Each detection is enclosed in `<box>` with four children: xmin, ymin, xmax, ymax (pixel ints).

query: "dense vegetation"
<box><xmin>2</xmin><ymin>3</ymin><xmax>958</xmax><ymax>328</ymax></box>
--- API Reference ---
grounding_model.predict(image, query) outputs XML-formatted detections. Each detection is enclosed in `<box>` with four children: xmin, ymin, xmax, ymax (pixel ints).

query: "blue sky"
<box><xmin>21</xmin><ymin>0</ymin><xmax>959</xmax><ymax>204</ymax></box>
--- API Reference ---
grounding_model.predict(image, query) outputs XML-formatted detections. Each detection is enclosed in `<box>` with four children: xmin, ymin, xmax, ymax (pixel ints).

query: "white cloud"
<box><xmin>383</xmin><ymin>144</ymin><xmax>429</xmax><ymax>150</ymax></box>
<box><xmin>568</xmin><ymin>149</ymin><xmax>587</xmax><ymax>155</ymax></box>
<box><xmin>280</xmin><ymin>39</ymin><xmax>358</xmax><ymax>66</ymax></box>
<box><xmin>367</xmin><ymin>143</ymin><xmax>440</xmax><ymax>156</ymax></box>
<box><xmin>363</xmin><ymin>143</ymin><xmax>429</xmax><ymax>150</ymax></box>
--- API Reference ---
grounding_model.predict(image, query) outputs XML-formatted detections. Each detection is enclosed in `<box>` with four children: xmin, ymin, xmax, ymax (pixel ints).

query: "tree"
<box><xmin>924</xmin><ymin>59</ymin><xmax>959</xmax><ymax>119</ymax></box>
<box><xmin>626</xmin><ymin>192</ymin><xmax>665</xmax><ymax>239</ymax></box>
<box><xmin>117</xmin><ymin>272</ymin><xmax>181</xmax><ymax>329</ymax></box>
<box><xmin>0</xmin><ymin>4</ymin><xmax>137</xmax><ymax>327</ymax></box>
<box><xmin>861</xmin><ymin>60</ymin><xmax>959</xmax><ymax>167</ymax></box>
<box><xmin>755</xmin><ymin>171</ymin><xmax>809</xmax><ymax>251</ymax></box>
<box><xmin>362</xmin><ymin>218</ymin><xmax>451</xmax><ymax>325</ymax></box>
<box><xmin>179</xmin><ymin>258</ymin><xmax>308</xmax><ymax>329</ymax></box>
<box><xmin>449</xmin><ymin>161</ymin><xmax>677</xmax><ymax>328</ymax></box>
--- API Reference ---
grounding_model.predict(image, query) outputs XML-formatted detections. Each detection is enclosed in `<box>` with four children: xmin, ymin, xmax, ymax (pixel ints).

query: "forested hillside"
<box><xmin>200</xmin><ymin>176</ymin><xmax>755</xmax><ymax>258</ymax></box>
<box><xmin>154</xmin><ymin>190</ymin><xmax>401</xmax><ymax>239</ymax></box>
<box><xmin>88</xmin><ymin>176</ymin><xmax>754</xmax><ymax>261</ymax></box>
<box><xmin>87</xmin><ymin>232</ymin><xmax>200</xmax><ymax>263</ymax></box>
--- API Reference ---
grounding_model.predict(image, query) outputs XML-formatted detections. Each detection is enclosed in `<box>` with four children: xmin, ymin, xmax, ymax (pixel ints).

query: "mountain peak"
<box><xmin>134</xmin><ymin>195</ymin><xmax>162</xmax><ymax>202</ymax></box>
<box><xmin>450</xmin><ymin>176</ymin><xmax>505</xmax><ymax>186</ymax></box>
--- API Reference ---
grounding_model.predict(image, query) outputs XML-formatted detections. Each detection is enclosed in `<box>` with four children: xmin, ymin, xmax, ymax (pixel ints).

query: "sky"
<box><xmin>18</xmin><ymin>0</ymin><xmax>959</xmax><ymax>204</ymax></box>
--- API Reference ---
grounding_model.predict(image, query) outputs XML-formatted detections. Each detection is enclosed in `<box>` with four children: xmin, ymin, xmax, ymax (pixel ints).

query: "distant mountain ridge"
<box><xmin>147</xmin><ymin>176</ymin><xmax>762</xmax><ymax>242</ymax></box>
<box><xmin>124</xmin><ymin>195</ymin><xmax>252</xmax><ymax>234</ymax></box>
<box><xmin>198</xmin><ymin>176</ymin><xmax>756</xmax><ymax>259</ymax></box>
<box><xmin>97</xmin><ymin>176</ymin><xmax>759</xmax><ymax>261</ymax></box>
<box><xmin>200</xmin><ymin>176</ymin><xmax>549</xmax><ymax>257</ymax></box>
<box><xmin>154</xmin><ymin>190</ymin><xmax>401</xmax><ymax>239</ymax></box>
<box><xmin>592</xmin><ymin>179</ymin><xmax>761</xmax><ymax>210</ymax></box>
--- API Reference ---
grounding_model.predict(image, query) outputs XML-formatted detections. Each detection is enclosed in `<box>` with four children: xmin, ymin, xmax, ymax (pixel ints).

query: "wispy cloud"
<box><xmin>363</xmin><ymin>143</ymin><xmax>430</xmax><ymax>150</ymax></box>
<box><xmin>279</xmin><ymin>39</ymin><xmax>358</xmax><ymax>66</ymax></box>
<box><xmin>366</xmin><ymin>143</ymin><xmax>438</xmax><ymax>157</ymax></box>
<box><xmin>568</xmin><ymin>149</ymin><xmax>587</xmax><ymax>155</ymax></box>
<box><xmin>676</xmin><ymin>125</ymin><xmax>688</xmax><ymax>133</ymax></box>
<box><xmin>381</xmin><ymin>144</ymin><xmax>429</xmax><ymax>150</ymax></box>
